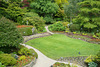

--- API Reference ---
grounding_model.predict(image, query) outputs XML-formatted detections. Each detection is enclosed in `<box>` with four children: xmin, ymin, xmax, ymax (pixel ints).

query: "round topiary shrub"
<box><xmin>48</xmin><ymin>22</ymin><xmax>66</xmax><ymax>31</ymax></box>
<box><xmin>0</xmin><ymin>17</ymin><xmax>23</xmax><ymax>48</ymax></box>
<box><xmin>69</xmin><ymin>24</ymin><xmax>80</xmax><ymax>32</ymax></box>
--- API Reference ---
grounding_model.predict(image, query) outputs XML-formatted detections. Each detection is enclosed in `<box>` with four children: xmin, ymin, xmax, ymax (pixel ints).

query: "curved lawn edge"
<box><xmin>25</xmin><ymin>34</ymin><xmax>100</xmax><ymax>59</ymax></box>
<box><xmin>21</xmin><ymin>44</ymin><xmax>82</xmax><ymax>67</ymax></box>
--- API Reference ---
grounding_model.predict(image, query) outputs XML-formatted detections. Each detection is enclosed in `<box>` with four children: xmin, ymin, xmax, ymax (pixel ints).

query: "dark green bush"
<box><xmin>48</xmin><ymin>22</ymin><xmax>66</xmax><ymax>31</ymax></box>
<box><xmin>0</xmin><ymin>17</ymin><xmax>23</xmax><ymax>48</ymax></box>
<box><xmin>69</xmin><ymin>24</ymin><xmax>80</xmax><ymax>32</ymax></box>
<box><xmin>17</xmin><ymin>27</ymin><xmax>33</xmax><ymax>36</ymax></box>
<box><xmin>0</xmin><ymin>47</ymin><xmax>18</xmax><ymax>53</ymax></box>
<box><xmin>0</xmin><ymin>54</ymin><xmax>17</xmax><ymax>66</ymax></box>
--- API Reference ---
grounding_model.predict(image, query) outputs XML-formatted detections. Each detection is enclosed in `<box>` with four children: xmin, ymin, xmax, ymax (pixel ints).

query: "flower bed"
<box><xmin>16</xmin><ymin>56</ymin><xmax>36</xmax><ymax>67</ymax></box>
<box><xmin>52</xmin><ymin>62</ymin><xmax>78</xmax><ymax>67</ymax></box>
<box><xmin>0</xmin><ymin>45</ymin><xmax>38</xmax><ymax>67</ymax></box>
<box><xmin>16</xmin><ymin>25</ymin><xmax>33</xmax><ymax>28</ymax></box>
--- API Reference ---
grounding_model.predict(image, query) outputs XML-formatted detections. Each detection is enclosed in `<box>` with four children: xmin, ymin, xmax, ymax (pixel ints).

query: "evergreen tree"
<box><xmin>64</xmin><ymin>0</ymin><xmax>83</xmax><ymax>23</ymax></box>
<box><xmin>0</xmin><ymin>17</ymin><xmax>23</xmax><ymax>48</ymax></box>
<box><xmin>74</xmin><ymin>0</ymin><xmax>100</xmax><ymax>32</ymax></box>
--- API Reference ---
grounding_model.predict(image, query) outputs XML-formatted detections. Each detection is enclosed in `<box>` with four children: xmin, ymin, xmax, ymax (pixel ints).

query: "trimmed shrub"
<box><xmin>0</xmin><ymin>54</ymin><xmax>17</xmax><ymax>66</ymax></box>
<box><xmin>0</xmin><ymin>17</ymin><xmax>23</xmax><ymax>48</ymax></box>
<box><xmin>69</xmin><ymin>24</ymin><xmax>80</xmax><ymax>32</ymax></box>
<box><xmin>17</xmin><ymin>27</ymin><xmax>33</xmax><ymax>36</ymax></box>
<box><xmin>48</xmin><ymin>22</ymin><xmax>66</xmax><ymax>31</ymax></box>
<box><xmin>18</xmin><ymin>47</ymin><xmax>31</xmax><ymax>56</ymax></box>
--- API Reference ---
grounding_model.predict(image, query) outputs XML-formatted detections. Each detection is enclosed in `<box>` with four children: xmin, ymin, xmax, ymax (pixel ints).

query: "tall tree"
<box><xmin>73</xmin><ymin>0</ymin><xmax>100</xmax><ymax>32</ymax></box>
<box><xmin>30</xmin><ymin>0</ymin><xmax>59</xmax><ymax>23</ymax></box>
<box><xmin>64</xmin><ymin>0</ymin><xmax>83</xmax><ymax>23</ymax></box>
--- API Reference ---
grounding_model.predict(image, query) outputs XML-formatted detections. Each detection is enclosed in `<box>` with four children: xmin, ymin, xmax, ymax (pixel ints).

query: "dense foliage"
<box><xmin>0</xmin><ymin>17</ymin><xmax>23</xmax><ymax>47</ymax></box>
<box><xmin>48</xmin><ymin>22</ymin><xmax>66</xmax><ymax>31</ymax></box>
<box><xmin>30</xmin><ymin>0</ymin><xmax>59</xmax><ymax>24</ymax></box>
<box><xmin>17</xmin><ymin>27</ymin><xmax>33</xmax><ymax>36</ymax></box>
<box><xmin>64</xmin><ymin>0</ymin><xmax>83</xmax><ymax>23</ymax></box>
<box><xmin>73</xmin><ymin>0</ymin><xmax>100</xmax><ymax>32</ymax></box>
<box><xmin>0</xmin><ymin>54</ymin><xmax>17</xmax><ymax>66</ymax></box>
<box><xmin>23</xmin><ymin>12</ymin><xmax>45</xmax><ymax>31</ymax></box>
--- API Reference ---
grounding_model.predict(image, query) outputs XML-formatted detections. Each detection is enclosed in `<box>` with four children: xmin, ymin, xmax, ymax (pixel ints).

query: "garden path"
<box><xmin>45</xmin><ymin>26</ymin><xmax>54</xmax><ymax>34</ymax></box>
<box><xmin>21</xmin><ymin>26</ymin><xmax>82</xmax><ymax>67</ymax></box>
<box><xmin>21</xmin><ymin>44</ymin><xmax>82</xmax><ymax>67</ymax></box>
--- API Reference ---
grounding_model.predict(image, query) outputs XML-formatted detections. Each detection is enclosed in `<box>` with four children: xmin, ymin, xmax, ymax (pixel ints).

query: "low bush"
<box><xmin>48</xmin><ymin>22</ymin><xmax>66</xmax><ymax>31</ymax></box>
<box><xmin>17</xmin><ymin>27</ymin><xmax>33</xmax><ymax>36</ymax></box>
<box><xmin>53</xmin><ymin>62</ymin><xmax>78</xmax><ymax>67</ymax></box>
<box><xmin>96</xmin><ymin>33</ymin><xmax>100</xmax><ymax>38</ymax></box>
<box><xmin>69</xmin><ymin>24</ymin><xmax>80</xmax><ymax>32</ymax></box>
<box><xmin>16</xmin><ymin>56</ymin><xmax>34</xmax><ymax>67</ymax></box>
<box><xmin>0</xmin><ymin>54</ymin><xmax>17</xmax><ymax>66</ymax></box>
<box><xmin>18</xmin><ymin>47</ymin><xmax>31</xmax><ymax>56</ymax></box>
<box><xmin>84</xmin><ymin>55</ymin><xmax>95</xmax><ymax>63</ymax></box>
<box><xmin>18</xmin><ymin>47</ymin><xmax>38</xmax><ymax>58</ymax></box>
<box><xmin>18</xmin><ymin>55</ymin><xmax>26</xmax><ymax>61</ymax></box>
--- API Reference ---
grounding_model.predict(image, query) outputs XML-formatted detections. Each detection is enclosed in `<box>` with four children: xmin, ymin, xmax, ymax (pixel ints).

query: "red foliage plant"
<box><xmin>16</xmin><ymin>25</ymin><xmax>33</xmax><ymax>28</ymax></box>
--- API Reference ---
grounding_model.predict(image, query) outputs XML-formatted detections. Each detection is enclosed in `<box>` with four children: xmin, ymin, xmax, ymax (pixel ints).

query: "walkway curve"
<box><xmin>21</xmin><ymin>26</ymin><xmax>82</xmax><ymax>67</ymax></box>
<box><xmin>21</xmin><ymin>44</ymin><xmax>82</xmax><ymax>67</ymax></box>
<box><xmin>45</xmin><ymin>26</ymin><xmax>54</xmax><ymax>34</ymax></box>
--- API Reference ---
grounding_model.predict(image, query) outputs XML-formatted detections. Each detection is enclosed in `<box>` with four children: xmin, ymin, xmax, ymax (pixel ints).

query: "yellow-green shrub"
<box><xmin>0</xmin><ymin>54</ymin><xmax>17</xmax><ymax>66</ymax></box>
<box><xmin>84</xmin><ymin>55</ymin><xmax>94</xmax><ymax>63</ymax></box>
<box><xmin>19</xmin><ymin>55</ymin><xmax>26</xmax><ymax>61</ymax></box>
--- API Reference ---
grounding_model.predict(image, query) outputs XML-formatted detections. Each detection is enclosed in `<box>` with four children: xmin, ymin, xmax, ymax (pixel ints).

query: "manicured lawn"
<box><xmin>25</xmin><ymin>34</ymin><xmax>100</xmax><ymax>59</ymax></box>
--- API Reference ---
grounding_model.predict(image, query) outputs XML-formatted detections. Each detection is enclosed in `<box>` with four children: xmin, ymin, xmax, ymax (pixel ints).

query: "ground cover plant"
<box><xmin>26</xmin><ymin>34</ymin><xmax>100</xmax><ymax>59</ymax></box>
<box><xmin>53</xmin><ymin>62</ymin><xmax>78</xmax><ymax>67</ymax></box>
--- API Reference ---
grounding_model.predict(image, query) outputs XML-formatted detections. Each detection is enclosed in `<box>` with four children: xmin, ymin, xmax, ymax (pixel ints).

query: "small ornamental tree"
<box><xmin>0</xmin><ymin>17</ymin><xmax>23</xmax><ymax>48</ymax></box>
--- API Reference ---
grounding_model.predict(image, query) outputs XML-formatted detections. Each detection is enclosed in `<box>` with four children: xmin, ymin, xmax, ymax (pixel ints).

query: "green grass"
<box><xmin>25</xmin><ymin>34</ymin><xmax>100</xmax><ymax>59</ymax></box>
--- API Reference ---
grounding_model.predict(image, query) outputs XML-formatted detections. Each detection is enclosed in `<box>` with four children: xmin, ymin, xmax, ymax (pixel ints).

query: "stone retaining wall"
<box><xmin>23</xmin><ymin>32</ymin><xmax>51</xmax><ymax>43</ymax></box>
